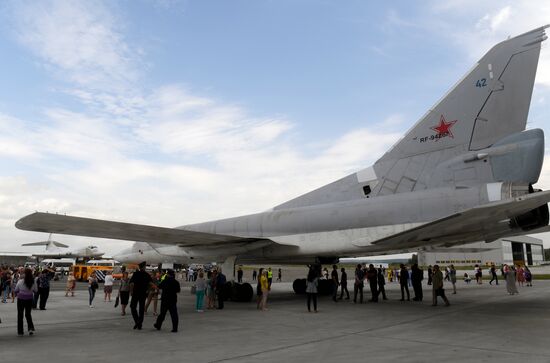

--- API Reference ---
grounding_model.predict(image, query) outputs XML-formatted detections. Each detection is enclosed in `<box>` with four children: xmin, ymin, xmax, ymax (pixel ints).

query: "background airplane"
<box><xmin>21</xmin><ymin>233</ymin><xmax>104</xmax><ymax>260</ymax></box>
<box><xmin>15</xmin><ymin>26</ymin><xmax>550</xmax><ymax>293</ymax></box>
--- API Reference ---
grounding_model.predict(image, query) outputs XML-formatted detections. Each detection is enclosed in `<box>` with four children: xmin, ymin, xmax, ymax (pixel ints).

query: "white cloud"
<box><xmin>12</xmin><ymin>0</ymin><xmax>138</xmax><ymax>89</ymax></box>
<box><xmin>428</xmin><ymin>1</ymin><xmax>550</xmax><ymax>87</ymax></box>
<box><xmin>0</xmin><ymin>114</ymin><xmax>40</xmax><ymax>159</ymax></box>
<box><xmin>377</xmin><ymin>114</ymin><xmax>407</xmax><ymax>130</ymax></box>
<box><xmin>8</xmin><ymin>0</ymin><xmax>145</xmax><ymax>119</ymax></box>
<box><xmin>476</xmin><ymin>6</ymin><xmax>511</xmax><ymax>31</ymax></box>
<box><xmin>320</xmin><ymin>129</ymin><xmax>399</xmax><ymax>172</ymax></box>
<box><xmin>134</xmin><ymin>85</ymin><xmax>295</xmax><ymax>158</ymax></box>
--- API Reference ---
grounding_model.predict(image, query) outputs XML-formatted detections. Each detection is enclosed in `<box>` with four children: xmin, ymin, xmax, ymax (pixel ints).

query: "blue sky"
<box><xmin>0</xmin><ymin>0</ymin><xmax>549</xmax><ymax>255</ymax></box>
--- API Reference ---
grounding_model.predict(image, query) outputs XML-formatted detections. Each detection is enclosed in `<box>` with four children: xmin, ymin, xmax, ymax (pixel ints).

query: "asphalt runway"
<box><xmin>0</xmin><ymin>278</ymin><xmax>549</xmax><ymax>362</ymax></box>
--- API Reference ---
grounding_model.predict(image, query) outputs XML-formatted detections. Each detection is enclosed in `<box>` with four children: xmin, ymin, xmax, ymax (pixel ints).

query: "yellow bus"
<box><xmin>71</xmin><ymin>260</ymin><xmax>126</xmax><ymax>281</ymax></box>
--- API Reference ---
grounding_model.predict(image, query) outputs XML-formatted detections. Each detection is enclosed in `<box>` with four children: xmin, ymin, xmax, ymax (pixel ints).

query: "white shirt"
<box><xmin>104</xmin><ymin>275</ymin><xmax>114</xmax><ymax>286</ymax></box>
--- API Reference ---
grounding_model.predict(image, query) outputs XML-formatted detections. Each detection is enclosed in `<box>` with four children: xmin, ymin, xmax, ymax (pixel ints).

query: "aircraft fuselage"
<box><xmin>114</xmin><ymin>180</ymin><xmax>540</xmax><ymax>264</ymax></box>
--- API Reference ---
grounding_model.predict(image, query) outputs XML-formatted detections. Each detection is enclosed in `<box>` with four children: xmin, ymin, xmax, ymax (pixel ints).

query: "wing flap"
<box><xmin>358</xmin><ymin>190</ymin><xmax>550</xmax><ymax>251</ymax></box>
<box><xmin>15</xmin><ymin>212</ymin><xmax>258</xmax><ymax>247</ymax></box>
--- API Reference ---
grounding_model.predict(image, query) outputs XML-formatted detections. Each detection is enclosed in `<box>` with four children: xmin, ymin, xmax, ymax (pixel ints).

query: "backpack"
<box><xmin>38</xmin><ymin>275</ymin><xmax>50</xmax><ymax>289</ymax></box>
<box><xmin>91</xmin><ymin>279</ymin><xmax>99</xmax><ymax>290</ymax></box>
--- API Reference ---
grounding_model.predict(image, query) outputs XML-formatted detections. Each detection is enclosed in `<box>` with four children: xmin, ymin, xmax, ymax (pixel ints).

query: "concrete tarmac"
<box><xmin>0</xmin><ymin>279</ymin><xmax>549</xmax><ymax>362</ymax></box>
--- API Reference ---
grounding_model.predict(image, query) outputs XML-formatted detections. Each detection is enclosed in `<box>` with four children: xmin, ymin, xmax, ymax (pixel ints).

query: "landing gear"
<box><xmin>292</xmin><ymin>277</ymin><xmax>335</xmax><ymax>295</ymax></box>
<box><xmin>223</xmin><ymin>281</ymin><xmax>254</xmax><ymax>302</ymax></box>
<box><xmin>293</xmin><ymin>279</ymin><xmax>306</xmax><ymax>294</ymax></box>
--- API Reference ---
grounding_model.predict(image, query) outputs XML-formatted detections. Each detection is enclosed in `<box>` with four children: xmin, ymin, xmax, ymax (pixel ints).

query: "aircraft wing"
<box><xmin>357</xmin><ymin>190</ymin><xmax>550</xmax><ymax>252</ymax></box>
<box><xmin>15</xmin><ymin>212</ymin><xmax>267</xmax><ymax>247</ymax></box>
<box><xmin>0</xmin><ymin>252</ymin><xmax>34</xmax><ymax>257</ymax></box>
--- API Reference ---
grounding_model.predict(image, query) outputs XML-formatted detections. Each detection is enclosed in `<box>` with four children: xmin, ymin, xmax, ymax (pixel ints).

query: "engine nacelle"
<box><xmin>510</xmin><ymin>203</ymin><xmax>549</xmax><ymax>231</ymax></box>
<box><xmin>508</xmin><ymin>184</ymin><xmax>550</xmax><ymax>231</ymax></box>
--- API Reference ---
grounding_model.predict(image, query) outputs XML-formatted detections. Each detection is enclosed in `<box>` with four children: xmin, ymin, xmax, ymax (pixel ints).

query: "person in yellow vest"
<box><xmin>259</xmin><ymin>270</ymin><xmax>269</xmax><ymax>311</ymax></box>
<box><xmin>267</xmin><ymin>267</ymin><xmax>273</xmax><ymax>288</ymax></box>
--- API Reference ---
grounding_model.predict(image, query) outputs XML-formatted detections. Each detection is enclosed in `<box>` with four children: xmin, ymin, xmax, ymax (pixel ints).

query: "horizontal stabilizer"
<box><xmin>15</xmin><ymin>212</ymin><xmax>266</xmax><ymax>247</ymax></box>
<box><xmin>22</xmin><ymin>241</ymin><xmax>69</xmax><ymax>248</ymax></box>
<box><xmin>355</xmin><ymin>190</ymin><xmax>550</xmax><ymax>251</ymax></box>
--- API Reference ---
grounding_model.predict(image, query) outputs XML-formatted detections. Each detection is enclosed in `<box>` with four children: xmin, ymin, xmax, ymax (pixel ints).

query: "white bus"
<box><xmin>41</xmin><ymin>258</ymin><xmax>75</xmax><ymax>275</ymax></box>
<box><xmin>86</xmin><ymin>259</ymin><xmax>119</xmax><ymax>267</ymax></box>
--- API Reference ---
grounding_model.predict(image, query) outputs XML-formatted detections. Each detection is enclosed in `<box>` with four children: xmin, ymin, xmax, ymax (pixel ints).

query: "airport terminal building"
<box><xmin>0</xmin><ymin>255</ymin><xmax>30</xmax><ymax>266</ymax></box>
<box><xmin>418</xmin><ymin>236</ymin><xmax>545</xmax><ymax>267</ymax></box>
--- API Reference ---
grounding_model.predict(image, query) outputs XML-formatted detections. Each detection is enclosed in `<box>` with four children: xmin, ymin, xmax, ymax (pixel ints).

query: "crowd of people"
<box><xmin>313</xmin><ymin>263</ymin><xmax>449</xmax><ymax>308</ymax></box>
<box><xmin>0</xmin><ymin>261</ymin><xmax>539</xmax><ymax>336</ymax></box>
<box><xmin>301</xmin><ymin>261</ymin><xmax>538</xmax><ymax>311</ymax></box>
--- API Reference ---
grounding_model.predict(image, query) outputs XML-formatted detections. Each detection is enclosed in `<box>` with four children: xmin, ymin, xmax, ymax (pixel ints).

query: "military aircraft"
<box><xmin>15</xmin><ymin>26</ymin><xmax>550</xmax><ymax>293</ymax></box>
<box><xmin>21</xmin><ymin>233</ymin><xmax>104</xmax><ymax>260</ymax></box>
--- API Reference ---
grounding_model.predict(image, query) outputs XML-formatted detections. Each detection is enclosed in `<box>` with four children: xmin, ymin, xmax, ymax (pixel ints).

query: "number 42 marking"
<box><xmin>476</xmin><ymin>78</ymin><xmax>487</xmax><ymax>87</ymax></box>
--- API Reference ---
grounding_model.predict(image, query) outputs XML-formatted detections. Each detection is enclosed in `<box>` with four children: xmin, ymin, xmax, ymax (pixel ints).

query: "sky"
<box><xmin>0</xmin><ymin>0</ymin><xmax>550</xmax><ymax>257</ymax></box>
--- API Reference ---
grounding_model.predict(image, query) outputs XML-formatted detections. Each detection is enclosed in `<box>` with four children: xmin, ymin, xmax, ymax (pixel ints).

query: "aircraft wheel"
<box><xmin>318</xmin><ymin>279</ymin><xmax>334</xmax><ymax>295</ymax></box>
<box><xmin>231</xmin><ymin>282</ymin><xmax>253</xmax><ymax>302</ymax></box>
<box><xmin>293</xmin><ymin>278</ymin><xmax>306</xmax><ymax>294</ymax></box>
<box><xmin>222</xmin><ymin>281</ymin><xmax>233</xmax><ymax>301</ymax></box>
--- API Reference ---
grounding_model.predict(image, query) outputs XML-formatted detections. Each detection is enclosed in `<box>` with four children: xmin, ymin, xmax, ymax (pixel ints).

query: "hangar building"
<box><xmin>417</xmin><ymin>236</ymin><xmax>545</xmax><ymax>267</ymax></box>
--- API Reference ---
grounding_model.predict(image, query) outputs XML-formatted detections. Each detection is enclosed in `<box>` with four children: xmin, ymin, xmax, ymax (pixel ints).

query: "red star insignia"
<box><xmin>430</xmin><ymin>115</ymin><xmax>457</xmax><ymax>138</ymax></box>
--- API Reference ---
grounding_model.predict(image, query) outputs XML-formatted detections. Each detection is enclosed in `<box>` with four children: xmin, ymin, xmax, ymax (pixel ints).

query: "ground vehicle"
<box><xmin>87</xmin><ymin>259</ymin><xmax>117</xmax><ymax>267</ymax></box>
<box><xmin>41</xmin><ymin>258</ymin><xmax>75</xmax><ymax>275</ymax></box>
<box><xmin>24</xmin><ymin>261</ymin><xmax>37</xmax><ymax>269</ymax></box>
<box><xmin>71</xmin><ymin>260</ymin><xmax>123</xmax><ymax>281</ymax></box>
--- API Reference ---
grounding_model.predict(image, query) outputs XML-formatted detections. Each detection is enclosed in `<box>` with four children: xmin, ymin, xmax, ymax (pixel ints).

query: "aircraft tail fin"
<box><xmin>274</xmin><ymin>26</ymin><xmax>548</xmax><ymax>209</ymax></box>
<box><xmin>372</xmin><ymin>25</ymin><xmax>548</xmax><ymax>195</ymax></box>
<box><xmin>379</xmin><ymin>25</ymin><xmax>547</xmax><ymax>161</ymax></box>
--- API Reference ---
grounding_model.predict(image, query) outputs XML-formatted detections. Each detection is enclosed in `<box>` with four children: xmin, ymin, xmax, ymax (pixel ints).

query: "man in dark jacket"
<box><xmin>237</xmin><ymin>266</ymin><xmax>243</xmax><ymax>283</ymax></box>
<box><xmin>367</xmin><ymin>264</ymin><xmax>378</xmax><ymax>302</ymax></box>
<box><xmin>399</xmin><ymin>264</ymin><xmax>410</xmax><ymax>301</ymax></box>
<box><xmin>216</xmin><ymin>269</ymin><xmax>226</xmax><ymax>309</ymax></box>
<box><xmin>130</xmin><ymin>261</ymin><xmax>153</xmax><ymax>330</ymax></box>
<box><xmin>37</xmin><ymin>268</ymin><xmax>54</xmax><ymax>310</ymax></box>
<box><xmin>154</xmin><ymin>269</ymin><xmax>181</xmax><ymax>332</ymax></box>
<box><xmin>489</xmin><ymin>264</ymin><xmax>499</xmax><ymax>285</ymax></box>
<box><xmin>411</xmin><ymin>264</ymin><xmax>424</xmax><ymax>301</ymax></box>
<box><xmin>353</xmin><ymin>264</ymin><xmax>364</xmax><ymax>304</ymax></box>
<box><xmin>331</xmin><ymin>265</ymin><xmax>339</xmax><ymax>302</ymax></box>
<box><xmin>338</xmin><ymin>267</ymin><xmax>350</xmax><ymax>300</ymax></box>
<box><xmin>377</xmin><ymin>267</ymin><xmax>388</xmax><ymax>300</ymax></box>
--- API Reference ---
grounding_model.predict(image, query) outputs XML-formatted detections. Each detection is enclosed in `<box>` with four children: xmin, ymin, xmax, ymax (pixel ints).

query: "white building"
<box><xmin>417</xmin><ymin>236</ymin><xmax>545</xmax><ymax>267</ymax></box>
